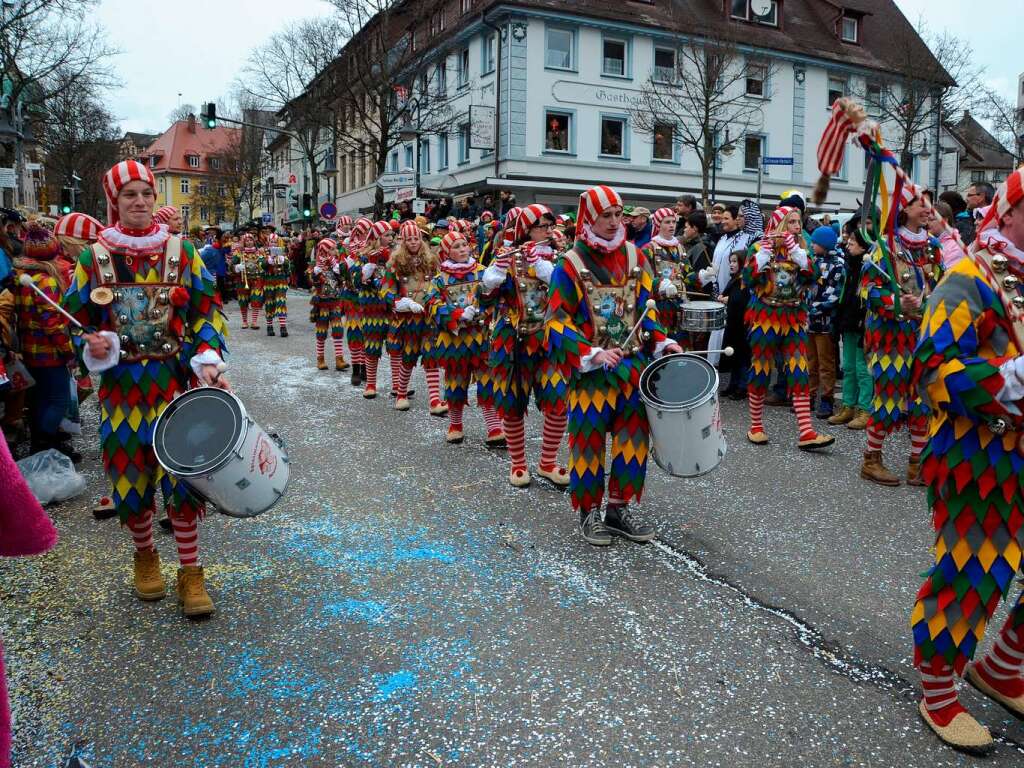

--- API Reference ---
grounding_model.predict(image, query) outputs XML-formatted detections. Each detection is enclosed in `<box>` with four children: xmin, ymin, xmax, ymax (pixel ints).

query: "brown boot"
<box><xmin>846</xmin><ymin>409</ymin><xmax>870</xmax><ymax>430</ymax></box>
<box><xmin>133</xmin><ymin>549</ymin><xmax>166</xmax><ymax>601</ymax></box>
<box><xmin>335</xmin><ymin>355</ymin><xmax>349</xmax><ymax>371</ymax></box>
<box><xmin>828</xmin><ymin>405</ymin><xmax>855</xmax><ymax>426</ymax></box>
<box><xmin>860</xmin><ymin>450</ymin><xmax>900</xmax><ymax>486</ymax></box>
<box><xmin>907</xmin><ymin>455</ymin><xmax>925</xmax><ymax>486</ymax></box>
<box><xmin>316</xmin><ymin>354</ymin><xmax>328</xmax><ymax>370</ymax></box>
<box><xmin>176</xmin><ymin>565</ymin><xmax>215</xmax><ymax>618</ymax></box>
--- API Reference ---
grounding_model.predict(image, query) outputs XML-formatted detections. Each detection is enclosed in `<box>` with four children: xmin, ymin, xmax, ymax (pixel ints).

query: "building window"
<box><xmin>545</xmin><ymin>111</ymin><xmax>572</xmax><ymax>152</ymax></box>
<box><xmin>545</xmin><ymin>26</ymin><xmax>574</xmax><ymax>70</ymax></box>
<box><xmin>218</xmin><ymin>183</ymin><xmax>226</xmax><ymax>196</ymax></box>
<box><xmin>865</xmin><ymin>83</ymin><xmax>883</xmax><ymax>117</ymax></box>
<box><xmin>187</xmin><ymin>155</ymin><xmax>199</xmax><ymax>168</ymax></box>
<box><xmin>841</xmin><ymin>15</ymin><xmax>859</xmax><ymax>43</ymax></box>
<box><xmin>654</xmin><ymin>47</ymin><xmax>676</xmax><ymax>83</ymax></box>
<box><xmin>458</xmin><ymin>48</ymin><xmax>470</xmax><ymax>87</ymax></box>
<box><xmin>827</xmin><ymin>77</ymin><xmax>846</xmax><ymax>107</ymax></box>
<box><xmin>970</xmin><ymin>170</ymin><xmax>986</xmax><ymax>183</ymax></box>
<box><xmin>209</xmin><ymin>157</ymin><xmax>221</xmax><ymax>170</ymax></box>
<box><xmin>437</xmin><ymin>7</ymin><xmax>445</xmax><ymax>31</ymax></box>
<box><xmin>744</xmin><ymin>135</ymin><xmax>765</xmax><ymax>171</ymax></box>
<box><xmin>482</xmin><ymin>33</ymin><xmax>495</xmax><ymax>74</ymax></box>
<box><xmin>653</xmin><ymin>123</ymin><xmax>676</xmax><ymax>161</ymax></box>
<box><xmin>731</xmin><ymin>0</ymin><xmax>778</xmax><ymax>26</ymax></box>
<box><xmin>436</xmin><ymin>59</ymin><xmax>447</xmax><ymax>95</ymax></box>
<box><xmin>439</xmin><ymin>132</ymin><xmax>449</xmax><ymax>168</ymax></box>
<box><xmin>180</xmin><ymin>178</ymin><xmax>190</xmax><ymax>195</ymax></box>
<box><xmin>745</xmin><ymin>63</ymin><xmax>767</xmax><ymax>97</ymax></box>
<box><xmin>458</xmin><ymin>123</ymin><xmax>470</xmax><ymax>163</ymax></box>
<box><xmin>600</xmin><ymin>116</ymin><xmax>627</xmax><ymax>158</ymax></box>
<box><xmin>180</xmin><ymin>205</ymin><xmax>190</xmax><ymax>224</ymax></box>
<box><xmin>198</xmin><ymin>181</ymin><xmax>208</xmax><ymax>195</ymax></box>
<box><xmin>602</xmin><ymin>36</ymin><xmax>628</xmax><ymax>78</ymax></box>
<box><xmin>993</xmin><ymin>172</ymin><xmax>1007</xmax><ymax>184</ymax></box>
<box><xmin>389</xmin><ymin>151</ymin><xmax>399</xmax><ymax>173</ymax></box>
<box><xmin>461</xmin><ymin>0</ymin><xmax>471</xmax><ymax>13</ymax></box>
<box><xmin>420</xmin><ymin>139</ymin><xmax>431</xmax><ymax>174</ymax></box>
<box><xmin>404</xmin><ymin>144</ymin><xmax>414</xmax><ymax>170</ymax></box>
<box><xmin>200</xmin><ymin>206</ymin><xmax>208</xmax><ymax>221</ymax></box>
<box><xmin>419</xmin><ymin>71</ymin><xmax>429</xmax><ymax>94</ymax></box>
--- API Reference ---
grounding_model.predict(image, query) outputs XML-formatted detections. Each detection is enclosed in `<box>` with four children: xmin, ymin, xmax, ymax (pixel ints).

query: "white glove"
<box><xmin>755</xmin><ymin>250</ymin><xmax>771</xmax><ymax>270</ymax></box>
<box><xmin>234</xmin><ymin>263</ymin><xmax>244</xmax><ymax>273</ymax></box>
<box><xmin>344</xmin><ymin>256</ymin><xmax>355</xmax><ymax>269</ymax></box>
<box><xmin>190</xmin><ymin>349</ymin><xmax>224</xmax><ymax>379</ymax></box>
<box><xmin>395</xmin><ymin>297</ymin><xmax>415</xmax><ymax>313</ymax></box>
<box><xmin>481</xmin><ymin>264</ymin><xmax>507</xmax><ymax>291</ymax></box>
<box><xmin>461</xmin><ymin>305</ymin><xmax>478</xmax><ymax>323</ymax></box>
<box><xmin>698</xmin><ymin>266</ymin><xmax>715</xmax><ymax>285</ymax></box>
<box><xmin>313</xmin><ymin>265</ymin><xmax>323</xmax><ymax>275</ymax></box>
<box><xmin>332</xmin><ymin>263</ymin><xmax>341</xmax><ymax>274</ymax></box>
<box><xmin>408</xmin><ymin>301</ymin><xmax>424</xmax><ymax>314</ymax></box>
<box><xmin>997</xmin><ymin>356</ymin><xmax>1024</xmax><ymax>413</ymax></box>
<box><xmin>790</xmin><ymin>247</ymin><xmax>809</xmax><ymax>270</ymax></box>
<box><xmin>82</xmin><ymin>331</ymin><xmax>120</xmax><ymax>373</ymax></box>
<box><xmin>532</xmin><ymin>258</ymin><xmax>554</xmax><ymax>284</ymax></box>
<box><xmin>659</xmin><ymin>278</ymin><xmax>678</xmax><ymax>298</ymax></box>
<box><xmin>361</xmin><ymin>263</ymin><xmax>377</xmax><ymax>281</ymax></box>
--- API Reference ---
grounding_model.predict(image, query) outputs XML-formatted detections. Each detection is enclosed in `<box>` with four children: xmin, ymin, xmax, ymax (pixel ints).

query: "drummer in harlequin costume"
<box><xmin>310</xmin><ymin>238</ymin><xmax>347</xmax><ymax>371</ymax></box>
<box><xmin>480</xmin><ymin>204</ymin><xmax>569</xmax><ymax>488</ymax></box>
<box><xmin>354</xmin><ymin>221</ymin><xmax>393</xmax><ymax>398</ymax></box>
<box><xmin>426</xmin><ymin>230</ymin><xmax>505</xmax><ymax>445</ymax></box>
<box><xmin>908</xmin><ymin>167</ymin><xmax>1024</xmax><ymax>753</ymax></box>
<box><xmin>343</xmin><ymin>217</ymin><xmax>372</xmax><ymax>387</ymax></box>
<box><xmin>744</xmin><ymin>206</ymin><xmax>835</xmax><ymax>451</ymax></box>
<box><xmin>545</xmin><ymin>186</ymin><xmax>683</xmax><ymax>546</ymax></box>
<box><xmin>381</xmin><ymin>221</ymin><xmax>443</xmax><ymax>412</ymax></box>
<box><xmin>63</xmin><ymin>160</ymin><xmax>230</xmax><ymax>618</ymax></box>
<box><xmin>232</xmin><ymin>232</ymin><xmax>264</xmax><ymax>329</ymax></box>
<box><xmin>259</xmin><ymin>232</ymin><xmax>290</xmax><ymax>337</ymax></box>
<box><xmin>859</xmin><ymin>184</ymin><xmax>943</xmax><ymax>486</ymax></box>
<box><xmin>644</xmin><ymin>207</ymin><xmax>694</xmax><ymax>338</ymax></box>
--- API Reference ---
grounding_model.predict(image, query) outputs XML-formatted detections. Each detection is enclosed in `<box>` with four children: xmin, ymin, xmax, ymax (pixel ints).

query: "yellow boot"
<box><xmin>176</xmin><ymin>565</ymin><xmax>215</xmax><ymax>618</ymax></box>
<box><xmin>133</xmin><ymin>549</ymin><xmax>166</xmax><ymax>601</ymax></box>
<box><xmin>335</xmin><ymin>355</ymin><xmax>349</xmax><ymax>371</ymax></box>
<box><xmin>316</xmin><ymin>354</ymin><xmax>328</xmax><ymax>370</ymax></box>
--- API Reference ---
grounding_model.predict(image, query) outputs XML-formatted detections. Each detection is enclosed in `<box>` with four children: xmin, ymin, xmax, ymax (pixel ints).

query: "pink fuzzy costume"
<box><xmin>0</xmin><ymin>438</ymin><xmax>58</xmax><ymax>768</ymax></box>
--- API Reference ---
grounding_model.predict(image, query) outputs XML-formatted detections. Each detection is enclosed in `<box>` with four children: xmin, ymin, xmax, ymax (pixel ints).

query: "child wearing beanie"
<box><xmin>806</xmin><ymin>224</ymin><xmax>845</xmax><ymax>419</ymax></box>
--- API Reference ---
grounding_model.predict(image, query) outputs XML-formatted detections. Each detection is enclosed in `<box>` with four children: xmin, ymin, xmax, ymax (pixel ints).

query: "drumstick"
<box><xmin>211</xmin><ymin>362</ymin><xmax>227</xmax><ymax>384</ymax></box>
<box><xmin>620</xmin><ymin>299</ymin><xmax>657</xmax><ymax>351</ymax></box>
<box><xmin>688</xmin><ymin>346</ymin><xmax>734</xmax><ymax>357</ymax></box>
<box><xmin>17</xmin><ymin>274</ymin><xmax>88</xmax><ymax>330</ymax></box>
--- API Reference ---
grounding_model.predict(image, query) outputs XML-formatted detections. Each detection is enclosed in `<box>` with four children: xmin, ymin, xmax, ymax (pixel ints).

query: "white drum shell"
<box><xmin>680</xmin><ymin>300</ymin><xmax>726</xmax><ymax>332</ymax></box>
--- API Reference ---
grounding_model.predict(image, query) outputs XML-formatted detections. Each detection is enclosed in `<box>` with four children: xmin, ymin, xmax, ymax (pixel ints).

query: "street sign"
<box><xmin>288</xmin><ymin>173</ymin><xmax>298</xmax><ymax>185</ymax></box>
<box><xmin>396</xmin><ymin>187</ymin><xmax>416</xmax><ymax>203</ymax></box>
<box><xmin>469</xmin><ymin>105</ymin><xmax>495</xmax><ymax>150</ymax></box>
<box><xmin>412</xmin><ymin>199</ymin><xmax>427</xmax><ymax>215</ymax></box>
<box><xmin>761</xmin><ymin>156</ymin><xmax>794</xmax><ymax>166</ymax></box>
<box><xmin>261</xmin><ymin>212</ymin><xmax>272</xmax><ymax>224</ymax></box>
<box><xmin>377</xmin><ymin>172</ymin><xmax>416</xmax><ymax>190</ymax></box>
<box><xmin>320</xmin><ymin>202</ymin><xmax>337</xmax><ymax>220</ymax></box>
<box><xmin>0</xmin><ymin>167</ymin><xmax>16</xmax><ymax>189</ymax></box>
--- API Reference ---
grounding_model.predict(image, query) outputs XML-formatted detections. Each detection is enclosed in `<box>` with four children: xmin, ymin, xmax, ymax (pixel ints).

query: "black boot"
<box><xmin>579</xmin><ymin>509</ymin><xmax>612</xmax><ymax>546</ymax></box>
<box><xmin>351</xmin><ymin>363</ymin><xmax>364</xmax><ymax>387</ymax></box>
<box><xmin>604</xmin><ymin>504</ymin><xmax>655</xmax><ymax>543</ymax></box>
<box><xmin>279</xmin><ymin>326</ymin><xmax>289</xmax><ymax>338</ymax></box>
<box><xmin>266</xmin><ymin>324</ymin><xmax>276</xmax><ymax>336</ymax></box>
<box><xmin>56</xmin><ymin>438</ymin><xmax>82</xmax><ymax>465</ymax></box>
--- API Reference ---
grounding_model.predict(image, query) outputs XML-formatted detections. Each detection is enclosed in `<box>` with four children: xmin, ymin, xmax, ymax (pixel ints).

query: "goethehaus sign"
<box><xmin>551</xmin><ymin>80</ymin><xmax>645</xmax><ymax>110</ymax></box>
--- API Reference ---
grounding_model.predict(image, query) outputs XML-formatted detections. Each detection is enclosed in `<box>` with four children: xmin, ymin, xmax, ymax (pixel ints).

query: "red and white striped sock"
<box><xmin>250</xmin><ymin>307</ymin><xmax>260</xmax><ymax>325</ymax></box>
<box><xmin>793</xmin><ymin>394</ymin><xmax>816</xmax><ymax>440</ymax></box>
<box><xmin>977</xmin><ymin>618</ymin><xmax>1024</xmax><ymax>698</ymax></box>
<box><xmin>278</xmin><ymin>315</ymin><xmax>287</xmax><ymax>329</ymax></box>
<box><xmin>364</xmin><ymin>356</ymin><xmax>379</xmax><ymax>390</ymax></box>
<box><xmin>748</xmin><ymin>391</ymin><xmax>766</xmax><ymax>434</ymax></box>
<box><xmin>397</xmin><ymin>362</ymin><xmax>413</xmax><ymax>399</ymax></box>
<box><xmin>866</xmin><ymin>422</ymin><xmax>886</xmax><ymax>452</ymax></box>
<box><xmin>127</xmin><ymin>509</ymin><xmax>154</xmax><ymax>552</ymax></box>
<box><xmin>425</xmin><ymin>368</ymin><xmax>443</xmax><ymax>407</ymax></box>
<box><xmin>503</xmin><ymin>416</ymin><xmax>528</xmax><ymax>471</ymax></box>
<box><xmin>910</xmin><ymin>418</ymin><xmax>929</xmax><ymax>459</ymax></box>
<box><xmin>170</xmin><ymin>515</ymin><xmax>200</xmax><ymax>567</ymax></box>
<box><xmin>539</xmin><ymin>410</ymin><xmax>567</xmax><ymax>471</ymax></box>
<box><xmin>315</xmin><ymin>339</ymin><xmax>325</xmax><ymax>359</ymax></box>
<box><xmin>921</xmin><ymin>657</ymin><xmax>967</xmax><ymax>727</ymax></box>
<box><xmin>389</xmin><ymin>355</ymin><xmax>402</xmax><ymax>391</ymax></box>
<box><xmin>351</xmin><ymin>345</ymin><xmax>365</xmax><ymax>366</ymax></box>
<box><xmin>449</xmin><ymin>402</ymin><xmax>465</xmax><ymax>431</ymax></box>
<box><xmin>481</xmin><ymin>404</ymin><xmax>503</xmax><ymax>438</ymax></box>
<box><xmin>332</xmin><ymin>337</ymin><xmax>345</xmax><ymax>359</ymax></box>
<box><xmin>240</xmin><ymin>307</ymin><xmax>248</xmax><ymax>325</ymax></box>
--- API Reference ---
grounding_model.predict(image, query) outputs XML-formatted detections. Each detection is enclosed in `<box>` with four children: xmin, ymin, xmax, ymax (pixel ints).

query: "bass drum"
<box><xmin>153</xmin><ymin>388</ymin><xmax>289</xmax><ymax>518</ymax></box>
<box><xmin>639</xmin><ymin>353</ymin><xmax>726</xmax><ymax>477</ymax></box>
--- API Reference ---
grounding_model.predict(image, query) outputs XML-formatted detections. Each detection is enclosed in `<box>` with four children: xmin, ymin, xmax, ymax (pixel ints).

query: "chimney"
<box><xmin>187</xmin><ymin>113</ymin><xmax>196</xmax><ymax>133</ymax></box>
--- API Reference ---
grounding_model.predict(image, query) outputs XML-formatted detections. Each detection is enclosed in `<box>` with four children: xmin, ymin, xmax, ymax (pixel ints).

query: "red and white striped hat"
<box><xmin>768</xmin><ymin>205</ymin><xmax>799</xmax><ymax>234</ymax></box>
<box><xmin>153</xmin><ymin>206</ymin><xmax>178</xmax><ymax>225</ymax></box>
<box><xmin>400</xmin><ymin>220</ymin><xmax>421</xmax><ymax>241</ymax></box>
<box><xmin>337</xmin><ymin>215</ymin><xmax>353</xmax><ymax>229</ymax></box>
<box><xmin>514</xmin><ymin>204</ymin><xmax>552</xmax><ymax>241</ymax></box>
<box><xmin>102</xmin><ymin>160</ymin><xmax>156</xmax><ymax>226</ymax></box>
<box><xmin>439</xmin><ymin>231</ymin><xmax>466</xmax><ymax>259</ymax></box>
<box><xmin>977</xmin><ymin>165</ymin><xmax>1024</xmax><ymax>238</ymax></box>
<box><xmin>370</xmin><ymin>220</ymin><xmax>392</xmax><ymax>240</ymax></box>
<box><xmin>54</xmin><ymin>212</ymin><xmax>103</xmax><ymax>242</ymax></box>
<box><xmin>575</xmin><ymin>185</ymin><xmax>623</xmax><ymax>229</ymax></box>
<box><xmin>651</xmin><ymin>207</ymin><xmax>676</xmax><ymax>230</ymax></box>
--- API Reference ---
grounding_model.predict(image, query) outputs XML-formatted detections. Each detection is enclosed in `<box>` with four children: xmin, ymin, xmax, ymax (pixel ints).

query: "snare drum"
<box><xmin>639</xmin><ymin>353</ymin><xmax>726</xmax><ymax>477</ymax></box>
<box><xmin>153</xmin><ymin>388</ymin><xmax>289</xmax><ymax>518</ymax></box>
<box><xmin>680</xmin><ymin>300</ymin><xmax>726</xmax><ymax>332</ymax></box>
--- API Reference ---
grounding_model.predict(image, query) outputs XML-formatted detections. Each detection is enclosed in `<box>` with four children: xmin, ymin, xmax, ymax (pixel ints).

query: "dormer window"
<box><xmin>186</xmin><ymin>154</ymin><xmax>200</xmax><ymax>168</ymax></box>
<box><xmin>840</xmin><ymin>13</ymin><xmax>859</xmax><ymax>43</ymax></box>
<box><xmin>730</xmin><ymin>0</ymin><xmax>779</xmax><ymax>27</ymax></box>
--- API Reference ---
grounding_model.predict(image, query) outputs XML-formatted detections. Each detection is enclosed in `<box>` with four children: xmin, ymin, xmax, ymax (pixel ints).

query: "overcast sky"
<box><xmin>98</xmin><ymin>0</ymin><xmax>1019</xmax><ymax>136</ymax></box>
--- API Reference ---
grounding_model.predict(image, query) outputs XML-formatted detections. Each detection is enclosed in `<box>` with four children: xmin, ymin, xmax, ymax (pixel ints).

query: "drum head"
<box><xmin>154</xmin><ymin>389</ymin><xmax>245</xmax><ymax>475</ymax></box>
<box><xmin>643</xmin><ymin>354</ymin><xmax>717</xmax><ymax>409</ymax></box>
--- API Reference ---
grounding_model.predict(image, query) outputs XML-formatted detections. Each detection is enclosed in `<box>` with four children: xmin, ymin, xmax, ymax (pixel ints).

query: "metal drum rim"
<box><xmin>639</xmin><ymin>353</ymin><xmax>719</xmax><ymax>412</ymax></box>
<box><xmin>153</xmin><ymin>388</ymin><xmax>249</xmax><ymax>478</ymax></box>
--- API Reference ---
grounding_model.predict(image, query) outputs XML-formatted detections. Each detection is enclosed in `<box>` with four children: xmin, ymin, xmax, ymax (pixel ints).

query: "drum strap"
<box><xmin>92</xmin><ymin>238</ymin><xmax>183</xmax><ymax>286</ymax></box>
<box><xmin>564</xmin><ymin>244</ymin><xmax>640</xmax><ymax>345</ymax></box>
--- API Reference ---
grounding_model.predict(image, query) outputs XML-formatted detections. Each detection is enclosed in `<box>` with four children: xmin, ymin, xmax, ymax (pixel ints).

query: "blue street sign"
<box><xmin>762</xmin><ymin>156</ymin><xmax>794</xmax><ymax>166</ymax></box>
<box><xmin>261</xmin><ymin>212</ymin><xmax>272</xmax><ymax>224</ymax></box>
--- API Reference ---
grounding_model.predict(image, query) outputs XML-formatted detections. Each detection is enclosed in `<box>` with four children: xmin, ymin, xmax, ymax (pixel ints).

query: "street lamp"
<box><xmin>710</xmin><ymin>127</ymin><xmax>738</xmax><ymax>206</ymax></box>
<box><xmin>399</xmin><ymin>96</ymin><xmax>427</xmax><ymax>200</ymax></box>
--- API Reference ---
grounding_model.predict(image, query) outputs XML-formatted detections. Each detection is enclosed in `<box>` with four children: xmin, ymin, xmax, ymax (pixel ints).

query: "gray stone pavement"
<box><xmin>3</xmin><ymin>299</ymin><xmax>1023</xmax><ymax>767</ymax></box>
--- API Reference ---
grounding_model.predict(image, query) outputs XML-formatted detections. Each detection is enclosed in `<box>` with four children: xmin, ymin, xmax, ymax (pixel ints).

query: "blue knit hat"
<box><xmin>811</xmin><ymin>225</ymin><xmax>838</xmax><ymax>251</ymax></box>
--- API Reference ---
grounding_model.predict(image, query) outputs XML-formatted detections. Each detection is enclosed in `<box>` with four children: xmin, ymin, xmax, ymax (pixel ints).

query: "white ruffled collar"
<box><xmin>651</xmin><ymin>234</ymin><xmax>679</xmax><ymax>249</ymax></box>
<box><xmin>580</xmin><ymin>223</ymin><xmax>626</xmax><ymax>253</ymax></box>
<box><xmin>98</xmin><ymin>223</ymin><xmax>171</xmax><ymax>256</ymax></box>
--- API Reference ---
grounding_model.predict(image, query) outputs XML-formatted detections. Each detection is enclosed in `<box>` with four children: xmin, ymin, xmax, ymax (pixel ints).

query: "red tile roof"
<box><xmin>141</xmin><ymin>118</ymin><xmax>240</xmax><ymax>175</ymax></box>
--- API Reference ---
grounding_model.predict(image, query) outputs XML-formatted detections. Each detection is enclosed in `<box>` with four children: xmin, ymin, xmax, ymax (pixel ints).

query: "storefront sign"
<box><xmin>551</xmin><ymin>80</ymin><xmax>645</xmax><ymax>110</ymax></box>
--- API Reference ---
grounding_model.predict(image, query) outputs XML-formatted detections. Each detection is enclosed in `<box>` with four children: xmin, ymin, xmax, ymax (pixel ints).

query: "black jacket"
<box><xmin>834</xmin><ymin>247</ymin><xmax>865</xmax><ymax>336</ymax></box>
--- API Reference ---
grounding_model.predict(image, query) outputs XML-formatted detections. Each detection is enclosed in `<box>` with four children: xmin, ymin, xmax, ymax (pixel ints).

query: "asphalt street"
<box><xmin>3</xmin><ymin>293</ymin><xmax>1024</xmax><ymax>767</ymax></box>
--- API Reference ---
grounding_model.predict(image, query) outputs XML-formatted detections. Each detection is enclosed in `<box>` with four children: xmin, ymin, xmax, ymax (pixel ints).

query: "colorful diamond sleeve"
<box><xmin>636</xmin><ymin>252</ymin><xmax>668</xmax><ymax>345</ymax></box>
<box><xmin>184</xmin><ymin>240</ymin><xmax>228</xmax><ymax>359</ymax></box>
<box><xmin>862</xmin><ymin>256</ymin><xmax>897</xmax><ymax>320</ymax></box>
<box><xmin>544</xmin><ymin>259</ymin><xmax>589</xmax><ymax>374</ymax></box>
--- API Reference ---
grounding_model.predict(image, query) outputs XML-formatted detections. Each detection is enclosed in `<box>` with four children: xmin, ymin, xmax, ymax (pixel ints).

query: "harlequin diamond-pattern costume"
<box><xmin>353</xmin><ymin>222</ymin><xmax>392</xmax><ymax>396</ymax></box>
<box><xmin>260</xmin><ymin>246</ymin><xmax>291</xmax><ymax>334</ymax></box>
<box><xmin>342</xmin><ymin>218</ymin><xmax>373</xmax><ymax>384</ymax></box>
<box><xmin>310</xmin><ymin>239</ymin><xmax>347</xmax><ymax>370</ymax></box>
<box><xmin>643</xmin><ymin>232</ymin><xmax>696</xmax><ymax>337</ymax></box>
<box><xmin>232</xmin><ymin>234</ymin><xmax>263</xmax><ymax>328</ymax></box>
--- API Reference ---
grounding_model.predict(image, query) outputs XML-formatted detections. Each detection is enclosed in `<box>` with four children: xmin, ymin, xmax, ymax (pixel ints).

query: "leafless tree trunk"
<box><xmin>978</xmin><ymin>91</ymin><xmax>1024</xmax><ymax>167</ymax></box>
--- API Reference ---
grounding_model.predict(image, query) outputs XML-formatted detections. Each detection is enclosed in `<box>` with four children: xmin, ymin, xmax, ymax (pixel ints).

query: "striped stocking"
<box><xmin>503</xmin><ymin>416</ymin><xmax>527</xmax><ymax>471</ymax></box>
<box><xmin>793</xmin><ymin>393</ymin><xmax>816</xmax><ymax>440</ymax></box>
<box><xmin>127</xmin><ymin>509</ymin><xmax>154</xmax><ymax>552</ymax></box>
<box><xmin>364</xmin><ymin>356</ymin><xmax>379</xmax><ymax>391</ymax></box>
<box><xmin>397</xmin><ymin>362</ymin><xmax>413</xmax><ymax>399</ymax></box>
<box><xmin>240</xmin><ymin>307</ymin><xmax>248</xmax><ymax>325</ymax></box>
<box><xmin>909</xmin><ymin>417</ymin><xmax>929</xmax><ymax>459</ymax></box>
<box><xmin>449</xmin><ymin>402</ymin><xmax>464</xmax><ymax>431</ymax></box>
<box><xmin>866</xmin><ymin>422</ymin><xmax>885</xmax><ymax>452</ymax></box>
<box><xmin>332</xmin><ymin>337</ymin><xmax>345</xmax><ymax>360</ymax></box>
<box><xmin>976</xmin><ymin>617</ymin><xmax>1024</xmax><ymax>698</ymax></box>
<box><xmin>481</xmin><ymin>404</ymin><xmax>503</xmax><ymax>438</ymax></box>
<box><xmin>748</xmin><ymin>391</ymin><xmax>766</xmax><ymax>434</ymax></box>
<box><xmin>351</xmin><ymin>344</ymin><xmax>365</xmax><ymax>366</ymax></box>
<box><xmin>389</xmin><ymin>355</ymin><xmax>402</xmax><ymax>392</ymax></box>
<box><xmin>315</xmin><ymin>338</ymin><xmax>325</xmax><ymax>359</ymax></box>
<box><xmin>250</xmin><ymin>306</ymin><xmax>260</xmax><ymax>326</ymax></box>
<box><xmin>278</xmin><ymin>314</ymin><xmax>287</xmax><ymax>329</ymax></box>
<box><xmin>425</xmin><ymin>368</ymin><xmax>443</xmax><ymax>407</ymax></box>
<box><xmin>170</xmin><ymin>515</ymin><xmax>200</xmax><ymax>567</ymax></box>
<box><xmin>921</xmin><ymin>657</ymin><xmax>966</xmax><ymax>727</ymax></box>
<box><xmin>539</xmin><ymin>410</ymin><xmax>567</xmax><ymax>471</ymax></box>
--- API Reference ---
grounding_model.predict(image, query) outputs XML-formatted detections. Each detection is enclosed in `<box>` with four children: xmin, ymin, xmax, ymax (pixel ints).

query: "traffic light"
<box><xmin>203</xmin><ymin>102</ymin><xmax>216</xmax><ymax>129</ymax></box>
<box><xmin>60</xmin><ymin>187</ymin><xmax>73</xmax><ymax>215</ymax></box>
<box><xmin>301</xmin><ymin>194</ymin><xmax>312</xmax><ymax>219</ymax></box>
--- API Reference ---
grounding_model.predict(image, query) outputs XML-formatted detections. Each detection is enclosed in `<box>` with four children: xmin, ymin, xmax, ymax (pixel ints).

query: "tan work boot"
<box><xmin>861</xmin><ymin>450</ymin><xmax>900</xmax><ymax>486</ymax></box>
<box><xmin>828</xmin><ymin>405</ymin><xmax>855</xmax><ymax>426</ymax></box>
<box><xmin>133</xmin><ymin>549</ymin><xmax>166</xmax><ymax>601</ymax></box>
<box><xmin>907</xmin><ymin>455</ymin><xmax>926</xmax><ymax>486</ymax></box>
<box><xmin>316</xmin><ymin>354</ymin><xmax>328</xmax><ymax>370</ymax></box>
<box><xmin>335</xmin><ymin>356</ymin><xmax>349</xmax><ymax>371</ymax></box>
<box><xmin>846</xmin><ymin>409</ymin><xmax>870</xmax><ymax>430</ymax></box>
<box><xmin>176</xmin><ymin>565</ymin><xmax>215</xmax><ymax>618</ymax></box>
<box><xmin>917</xmin><ymin>700</ymin><xmax>994</xmax><ymax>755</ymax></box>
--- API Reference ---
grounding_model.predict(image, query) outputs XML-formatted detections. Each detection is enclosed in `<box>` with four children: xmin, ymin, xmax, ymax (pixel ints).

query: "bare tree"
<box><xmin>851</xmin><ymin>22</ymin><xmax>985</xmax><ymax>171</ymax></box>
<box><xmin>167</xmin><ymin>103</ymin><xmax>198</xmax><ymax>123</ymax></box>
<box><xmin>977</xmin><ymin>90</ymin><xmax>1024</xmax><ymax>166</ymax></box>
<box><xmin>628</xmin><ymin>33</ymin><xmax>773</xmax><ymax>206</ymax></box>
<box><xmin>0</xmin><ymin>0</ymin><xmax>117</xmax><ymax>205</ymax></box>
